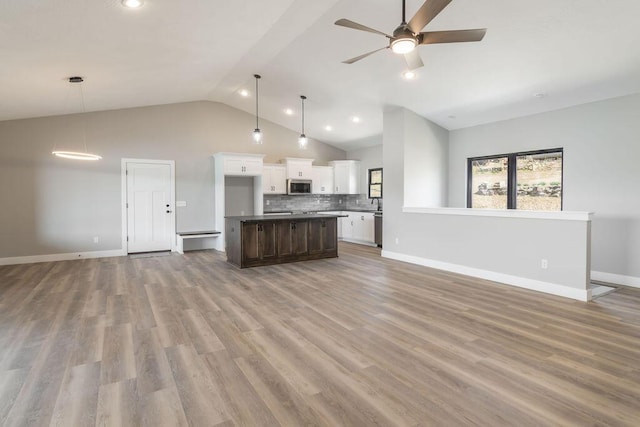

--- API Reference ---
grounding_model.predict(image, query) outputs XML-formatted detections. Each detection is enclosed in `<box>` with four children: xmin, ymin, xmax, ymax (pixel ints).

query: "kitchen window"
<box><xmin>467</xmin><ymin>149</ymin><xmax>563</xmax><ymax>211</ymax></box>
<box><xmin>368</xmin><ymin>168</ymin><xmax>382</xmax><ymax>199</ymax></box>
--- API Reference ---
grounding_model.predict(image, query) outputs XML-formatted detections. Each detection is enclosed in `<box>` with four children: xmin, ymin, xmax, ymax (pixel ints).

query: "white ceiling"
<box><xmin>2</xmin><ymin>0</ymin><xmax>640</xmax><ymax>151</ymax></box>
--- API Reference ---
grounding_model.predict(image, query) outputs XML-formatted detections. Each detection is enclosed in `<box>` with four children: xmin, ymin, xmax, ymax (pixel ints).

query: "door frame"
<box><xmin>121</xmin><ymin>158</ymin><xmax>176</xmax><ymax>254</ymax></box>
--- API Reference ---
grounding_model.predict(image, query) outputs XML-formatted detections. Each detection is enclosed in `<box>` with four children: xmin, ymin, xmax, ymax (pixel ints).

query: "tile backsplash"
<box><xmin>264</xmin><ymin>194</ymin><xmax>382</xmax><ymax>212</ymax></box>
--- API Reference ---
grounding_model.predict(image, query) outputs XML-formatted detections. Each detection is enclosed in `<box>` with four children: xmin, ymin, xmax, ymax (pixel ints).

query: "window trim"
<box><xmin>467</xmin><ymin>148</ymin><xmax>563</xmax><ymax>210</ymax></box>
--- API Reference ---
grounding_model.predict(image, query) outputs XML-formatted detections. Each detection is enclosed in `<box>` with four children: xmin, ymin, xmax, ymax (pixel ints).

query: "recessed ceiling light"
<box><xmin>121</xmin><ymin>0</ymin><xmax>144</xmax><ymax>8</ymax></box>
<box><xmin>351</xmin><ymin>116</ymin><xmax>361</xmax><ymax>123</ymax></box>
<box><xmin>239</xmin><ymin>89</ymin><xmax>249</xmax><ymax>97</ymax></box>
<box><xmin>325</xmin><ymin>125</ymin><xmax>333</xmax><ymax>131</ymax></box>
<box><xmin>284</xmin><ymin>108</ymin><xmax>293</xmax><ymax>115</ymax></box>
<box><xmin>534</xmin><ymin>92</ymin><xmax>547</xmax><ymax>98</ymax></box>
<box><xmin>402</xmin><ymin>70</ymin><xmax>416</xmax><ymax>80</ymax></box>
<box><xmin>448</xmin><ymin>115</ymin><xmax>456</xmax><ymax>119</ymax></box>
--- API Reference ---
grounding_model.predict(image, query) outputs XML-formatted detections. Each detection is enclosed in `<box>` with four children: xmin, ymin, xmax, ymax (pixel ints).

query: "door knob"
<box><xmin>166</xmin><ymin>210</ymin><xmax>172</xmax><ymax>213</ymax></box>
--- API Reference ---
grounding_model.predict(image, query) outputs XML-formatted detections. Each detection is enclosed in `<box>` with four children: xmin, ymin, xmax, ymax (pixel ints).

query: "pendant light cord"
<box><xmin>79</xmin><ymin>82</ymin><xmax>88</xmax><ymax>153</ymax></box>
<box><xmin>301</xmin><ymin>96</ymin><xmax>305</xmax><ymax>134</ymax></box>
<box><xmin>254</xmin><ymin>74</ymin><xmax>260</xmax><ymax>129</ymax></box>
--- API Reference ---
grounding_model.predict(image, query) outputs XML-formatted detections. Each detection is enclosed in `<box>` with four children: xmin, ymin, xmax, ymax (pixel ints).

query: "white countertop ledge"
<box><xmin>402</xmin><ymin>207</ymin><xmax>593</xmax><ymax>221</ymax></box>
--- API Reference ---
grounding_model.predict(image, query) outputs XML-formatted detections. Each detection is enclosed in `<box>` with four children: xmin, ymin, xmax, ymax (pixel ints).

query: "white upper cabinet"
<box><xmin>282</xmin><ymin>158</ymin><xmax>313</xmax><ymax>180</ymax></box>
<box><xmin>312</xmin><ymin>166</ymin><xmax>334</xmax><ymax>194</ymax></box>
<box><xmin>263</xmin><ymin>164</ymin><xmax>287</xmax><ymax>194</ymax></box>
<box><xmin>328</xmin><ymin>160</ymin><xmax>360</xmax><ymax>194</ymax></box>
<box><xmin>215</xmin><ymin>153</ymin><xmax>264</xmax><ymax>176</ymax></box>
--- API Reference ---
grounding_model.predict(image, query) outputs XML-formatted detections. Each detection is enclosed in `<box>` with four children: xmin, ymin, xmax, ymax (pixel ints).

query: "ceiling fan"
<box><xmin>335</xmin><ymin>0</ymin><xmax>486</xmax><ymax>70</ymax></box>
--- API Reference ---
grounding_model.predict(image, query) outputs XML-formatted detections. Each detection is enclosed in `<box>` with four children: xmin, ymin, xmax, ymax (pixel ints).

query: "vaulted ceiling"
<box><xmin>2</xmin><ymin>0</ymin><xmax>640</xmax><ymax>150</ymax></box>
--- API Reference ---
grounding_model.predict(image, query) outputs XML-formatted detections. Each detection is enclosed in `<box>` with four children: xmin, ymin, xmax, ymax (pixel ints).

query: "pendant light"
<box><xmin>52</xmin><ymin>77</ymin><xmax>102</xmax><ymax>161</ymax></box>
<box><xmin>298</xmin><ymin>95</ymin><xmax>308</xmax><ymax>149</ymax></box>
<box><xmin>252</xmin><ymin>74</ymin><xmax>263</xmax><ymax>144</ymax></box>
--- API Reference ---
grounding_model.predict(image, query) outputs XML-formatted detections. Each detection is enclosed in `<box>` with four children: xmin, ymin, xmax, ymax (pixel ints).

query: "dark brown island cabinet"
<box><xmin>225</xmin><ymin>214</ymin><xmax>340</xmax><ymax>268</ymax></box>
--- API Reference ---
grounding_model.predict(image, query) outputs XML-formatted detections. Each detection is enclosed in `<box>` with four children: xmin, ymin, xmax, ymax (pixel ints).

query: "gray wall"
<box><xmin>224</xmin><ymin>177</ymin><xmax>255</xmax><ymax>217</ymax></box>
<box><xmin>403</xmin><ymin>110</ymin><xmax>449</xmax><ymax>207</ymax></box>
<box><xmin>382</xmin><ymin>106</ymin><xmax>591</xmax><ymax>298</ymax></box>
<box><xmin>347</xmin><ymin>144</ymin><xmax>383</xmax><ymax>198</ymax></box>
<box><xmin>0</xmin><ymin>101</ymin><xmax>345</xmax><ymax>258</ymax></box>
<box><xmin>448</xmin><ymin>93</ymin><xmax>640</xmax><ymax>279</ymax></box>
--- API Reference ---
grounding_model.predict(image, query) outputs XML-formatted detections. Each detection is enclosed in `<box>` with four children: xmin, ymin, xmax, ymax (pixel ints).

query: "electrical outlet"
<box><xmin>395</xmin><ymin>237</ymin><xmax>399</xmax><ymax>244</ymax></box>
<box><xmin>176</xmin><ymin>201</ymin><xmax>187</xmax><ymax>207</ymax></box>
<box><xmin>541</xmin><ymin>259</ymin><xmax>548</xmax><ymax>269</ymax></box>
<box><xmin>339</xmin><ymin>199</ymin><xmax>342</xmax><ymax>204</ymax></box>
<box><xmin>240</xmin><ymin>210</ymin><xmax>245</xmax><ymax>216</ymax></box>
<box><xmin>93</xmin><ymin>236</ymin><xmax>99</xmax><ymax>243</ymax></box>
<box><xmin>266</xmin><ymin>200</ymin><xmax>270</xmax><ymax>206</ymax></box>
<box><xmin>356</xmin><ymin>200</ymin><xmax>359</xmax><ymax>204</ymax></box>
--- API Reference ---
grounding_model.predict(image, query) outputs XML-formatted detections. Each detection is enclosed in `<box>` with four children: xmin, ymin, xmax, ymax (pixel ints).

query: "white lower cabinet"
<box><xmin>323</xmin><ymin>211</ymin><xmax>375</xmax><ymax>245</ymax></box>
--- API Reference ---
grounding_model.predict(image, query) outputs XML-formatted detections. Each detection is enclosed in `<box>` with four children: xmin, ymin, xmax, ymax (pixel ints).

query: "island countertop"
<box><xmin>225</xmin><ymin>213</ymin><xmax>347</xmax><ymax>222</ymax></box>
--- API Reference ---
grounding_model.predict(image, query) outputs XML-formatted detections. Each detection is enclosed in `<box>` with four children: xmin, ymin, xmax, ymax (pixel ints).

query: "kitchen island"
<box><xmin>225</xmin><ymin>213</ymin><xmax>342</xmax><ymax>268</ymax></box>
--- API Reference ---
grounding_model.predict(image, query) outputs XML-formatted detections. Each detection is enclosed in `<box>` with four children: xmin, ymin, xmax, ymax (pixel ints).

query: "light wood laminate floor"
<box><xmin>1</xmin><ymin>243</ymin><xmax>639</xmax><ymax>426</ymax></box>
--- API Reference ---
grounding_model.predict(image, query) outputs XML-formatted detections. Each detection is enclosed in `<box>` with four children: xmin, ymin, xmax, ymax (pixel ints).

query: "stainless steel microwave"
<box><xmin>287</xmin><ymin>179</ymin><xmax>312</xmax><ymax>195</ymax></box>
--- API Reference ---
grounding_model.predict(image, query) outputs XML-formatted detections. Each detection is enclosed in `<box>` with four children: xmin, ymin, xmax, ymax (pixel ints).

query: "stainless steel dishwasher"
<box><xmin>374</xmin><ymin>212</ymin><xmax>382</xmax><ymax>247</ymax></box>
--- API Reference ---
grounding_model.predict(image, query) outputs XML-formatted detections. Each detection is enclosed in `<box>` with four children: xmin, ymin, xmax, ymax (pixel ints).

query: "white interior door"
<box><xmin>126</xmin><ymin>161</ymin><xmax>174</xmax><ymax>253</ymax></box>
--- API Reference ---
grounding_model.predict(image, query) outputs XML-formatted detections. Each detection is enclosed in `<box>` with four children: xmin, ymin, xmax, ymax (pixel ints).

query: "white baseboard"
<box><xmin>381</xmin><ymin>250</ymin><xmax>590</xmax><ymax>302</ymax></box>
<box><xmin>591</xmin><ymin>271</ymin><xmax>640</xmax><ymax>289</ymax></box>
<box><xmin>339</xmin><ymin>238</ymin><xmax>378</xmax><ymax>247</ymax></box>
<box><xmin>0</xmin><ymin>249</ymin><xmax>126</xmax><ymax>266</ymax></box>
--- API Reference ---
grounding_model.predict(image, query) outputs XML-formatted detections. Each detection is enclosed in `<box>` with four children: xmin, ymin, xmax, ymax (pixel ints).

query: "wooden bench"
<box><xmin>176</xmin><ymin>230</ymin><xmax>220</xmax><ymax>254</ymax></box>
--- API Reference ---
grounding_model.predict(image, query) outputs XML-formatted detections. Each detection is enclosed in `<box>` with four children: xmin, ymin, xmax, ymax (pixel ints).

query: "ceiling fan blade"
<box><xmin>419</xmin><ymin>29</ymin><xmax>487</xmax><ymax>44</ymax></box>
<box><xmin>335</xmin><ymin>19</ymin><xmax>392</xmax><ymax>38</ymax></box>
<box><xmin>404</xmin><ymin>50</ymin><xmax>424</xmax><ymax>70</ymax></box>
<box><xmin>407</xmin><ymin>0</ymin><xmax>453</xmax><ymax>34</ymax></box>
<box><xmin>342</xmin><ymin>47</ymin><xmax>388</xmax><ymax>64</ymax></box>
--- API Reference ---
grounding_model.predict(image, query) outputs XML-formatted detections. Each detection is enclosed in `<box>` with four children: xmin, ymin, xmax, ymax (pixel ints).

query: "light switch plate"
<box><xmin>176</xmin><ymin>201</ymin><xmax>187</xmax><ymax>207</ymax></box>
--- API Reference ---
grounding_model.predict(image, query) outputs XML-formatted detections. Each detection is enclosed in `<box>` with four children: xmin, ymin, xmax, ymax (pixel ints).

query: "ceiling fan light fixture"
<box><xmin>391</xmin><ymin>37</ymin><xmax>416</xmax><ymax>54</ymax></box>
<box><xmin>336</xmin><ymin>0</ymin><xmax>486</xmax><ymax>68</ymax></box>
